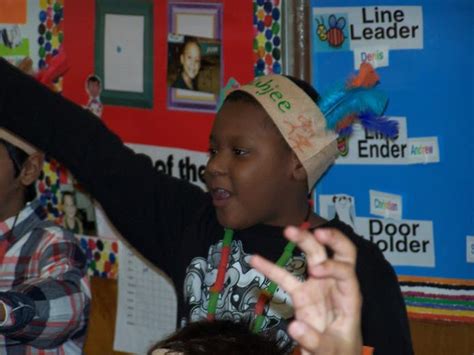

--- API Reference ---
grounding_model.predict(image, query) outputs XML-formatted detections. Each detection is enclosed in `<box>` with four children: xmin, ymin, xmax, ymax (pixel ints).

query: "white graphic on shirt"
<box><xmin>183</xmin><ymin>239</ymin><xmax>306</xmax><ymax>344</ymax></box>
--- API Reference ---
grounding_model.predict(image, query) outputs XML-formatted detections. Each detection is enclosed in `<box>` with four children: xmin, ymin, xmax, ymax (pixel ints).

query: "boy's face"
<box><xmin>0</xmin><ymin>144</ymin><xmax>22</xmax><ymax>221</ymax></box>
<box><xmin>180</xmin><ymin>42</ymin><xmax>201</xmax><ymax>80</ymax></box>
<box><xmin>205</xmin><ymin>101</ymin><xmax>297</xmax><ymax>229</ymax></box>
<box><xmin>87</xmin><ymin>81</ymin><xmax>101</xmax><ymax>98</ymax></box>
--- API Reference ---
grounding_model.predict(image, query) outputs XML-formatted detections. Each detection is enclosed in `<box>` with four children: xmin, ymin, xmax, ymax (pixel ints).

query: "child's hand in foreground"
<box><xmin>250</xmin><ymin>227</ymin><xmax>362</xmax><ymax>355</ymax></box>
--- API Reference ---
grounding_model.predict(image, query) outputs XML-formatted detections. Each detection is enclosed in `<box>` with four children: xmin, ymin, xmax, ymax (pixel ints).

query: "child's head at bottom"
<box><xmin>205</xmin><ymin>75</ymin><xmax>338</xmax><ymax>230</ymax></box>
<box><xmin>149</xmin><ymin>319</ymin><xmax>291</xmax><ymax>355</ymax></box>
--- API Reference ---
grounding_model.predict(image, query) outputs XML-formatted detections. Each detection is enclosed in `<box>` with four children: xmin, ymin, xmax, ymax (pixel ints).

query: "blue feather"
<box><xmin>337</xmin><ymin>125</ymin><xmax>353</xmax><ymax>137</ymax></box>
<box><xmin>358</xmin><ymin>112</ymin><xmax>399</xmax><ymax>139</ymax></box>
<box><xmin>318</xmin><ymin>83</ymin><xmax>347</xmax><ymax>115</ymax></box>
<box><xmin>321</xmin><ymin>88</ymin><xmax>388</xmax><ymax>130</ymax></box>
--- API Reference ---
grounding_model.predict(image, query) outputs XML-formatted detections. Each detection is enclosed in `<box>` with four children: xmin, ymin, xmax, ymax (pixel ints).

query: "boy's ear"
<box><xmin>19</xmin><ymin>153</ymin><xmax>44</xmax><ymax>188</ymax></box>
<box><xmin>290</xmin><ymin>152</ymin><xmax>307</xmax><ymax>182</ymax></box>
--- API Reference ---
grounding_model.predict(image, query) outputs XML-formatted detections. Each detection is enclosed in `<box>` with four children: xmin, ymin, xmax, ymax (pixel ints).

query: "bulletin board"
<box><xmin>63</xmin><ymin>0</ymin><xmax>254</xmax><ymax>151</ymax></box>
<box><xmin>310</xmin><ymin>0</ymin><xmax>473</xmax><ymax>322</ymax></box>
<box><xmin>0</xmin><ymin>0</ymin><xmax>273</xmax><ymax>282</ymax></box>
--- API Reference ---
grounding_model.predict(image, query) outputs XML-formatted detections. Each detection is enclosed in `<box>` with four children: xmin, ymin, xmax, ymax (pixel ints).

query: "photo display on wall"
<box><xmin>167</xmin><ymin>1</ymin><xmax>223</xmax><ymax>112</ymax></box>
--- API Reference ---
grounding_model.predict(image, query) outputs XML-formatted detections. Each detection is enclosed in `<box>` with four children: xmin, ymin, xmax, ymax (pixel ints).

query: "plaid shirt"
<box><xmin>0</xmin><ymin>200</ymin><xmax>90</xmax><ymax>354</ymax></box>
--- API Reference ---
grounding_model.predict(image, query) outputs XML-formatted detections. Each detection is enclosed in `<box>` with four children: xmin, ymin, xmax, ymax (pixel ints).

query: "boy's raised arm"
<box><xmin>0</xmin><ymin>58</ymin><xmax>207</xmax><ymax>270</ymax></box>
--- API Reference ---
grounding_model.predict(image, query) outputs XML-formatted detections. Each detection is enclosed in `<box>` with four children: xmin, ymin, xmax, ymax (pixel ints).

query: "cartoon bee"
<box><xmin>315</xmin><ymin>14</ymin><xmax>346</xmax><ymax>48</ymax></box>
<box><xmin>315</xmin><ymin>17</ymin><xmax>327</xmax><ymax>41</ymax></box>
<box><xmin>327</xmin><ymin>14</ymin><xmax>346</xmax><ymax>47</ymax></box>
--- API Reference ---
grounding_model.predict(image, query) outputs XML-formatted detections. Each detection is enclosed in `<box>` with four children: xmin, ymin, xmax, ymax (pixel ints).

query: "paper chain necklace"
<box><xmin>207</xmin><ymin>206</ymin><xmax>312</xmax><ymax>333</ymax></box>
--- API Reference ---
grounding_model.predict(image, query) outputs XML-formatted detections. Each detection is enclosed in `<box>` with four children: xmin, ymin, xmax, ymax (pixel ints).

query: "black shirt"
<box><xmin>171</xmin><ymin>74</ymin><xmax>197</xmax><ymax>90</ymax></box>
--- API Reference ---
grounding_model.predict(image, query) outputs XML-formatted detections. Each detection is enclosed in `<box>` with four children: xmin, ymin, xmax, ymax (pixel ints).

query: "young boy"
<box><xmin>0</xmin><ymin>58</ymin><xmax>412</xmax><ymax>354</ymax></box>
<box><xmin>84</xmin><ymin>74</ymin><xmax>102</xmax><ymax>117</ymax></box>
<box><xmin>0</xmin><ymin>128</ymin><xmax>90</xmax><ymax>353</ymax></box>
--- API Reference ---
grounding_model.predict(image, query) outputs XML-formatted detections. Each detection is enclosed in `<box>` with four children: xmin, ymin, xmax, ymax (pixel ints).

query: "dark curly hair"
<box><xmin>148</xmin><ymin>320</ymin><xmax>292</xmax><ymax>355</ymax></box>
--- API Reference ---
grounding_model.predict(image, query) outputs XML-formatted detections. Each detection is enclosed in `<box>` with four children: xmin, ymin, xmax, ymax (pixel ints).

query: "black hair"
<box><xmin>148</xmin><ymin>320</ymin><xmax>292</xmax><ymax>355</ymax></box>
<box><xmin>87</xmin><ymin>75</ymin><xmax>101</xmax><ymax>85</ymax></box>
<box><xmin>283</xmin><ymin>75</ymin><xmax>321</xmax><ymax>104</ymax></box>
<box><xmin>61</xmin><ymin>190</ymin><xmax>76</xmax><ymax>203</ymax></box>
<box><xmin>182</xmin><ymin>38</ymin><xmax>200</xmax><ymax>52</ymax></box>
<box><xmin>0</xmin><ymin>139</ymin><xmax>37</xmax><ymax>202</ymax></box>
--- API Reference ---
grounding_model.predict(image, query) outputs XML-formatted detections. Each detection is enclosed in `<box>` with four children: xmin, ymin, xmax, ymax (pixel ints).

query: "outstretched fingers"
<box><xmin>249</xmin><ymin>254</ymin><xmax>301</xmax><ymax>294</ymax></box>
<box><xmin>313</xmin><ymin>228</ymin><xmax>357</xmax><ymax>265</ymax></box>
<box><xmin>284</xmin><ymin>226</ymin><xmax>328</xmax><ymax>267</ymax></box>
<box><xmin>309</xmin><ymin>259</ymin><xmax>361</xmax><ymax>312</ymax></box>
<box><xmin>250</xmin><ymin>226</ymin><xmax>329</xmax><ymax>294</ymax></box>
<box><xmin>309</xmin><ymin>229</ymin><xmax>361</xmax><ymax>318</ymax></box>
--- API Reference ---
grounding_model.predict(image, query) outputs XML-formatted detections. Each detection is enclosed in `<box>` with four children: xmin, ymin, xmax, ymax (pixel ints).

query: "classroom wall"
<box><xmin>61</xmin><ymin>0</ymin><xmax>472</xmax><ymax>353</ymax></box>
<box><xmin>310</xmin><ymin>0</ymin><xmax>473</xmax><ymax>281</ymax></box>
<box><xmin>310</xmin><ymin>0</ymin><xmax>473</xmax><ymax>325</ymax></box>
<box><xmin>62</xmin><ymin>0</ymin><xmax>254</xmax><ymax>151</ymax></box>
<box><xmin>2</xmin><ymin>0</ymin><xmax>471</xmax><ymax>353</ymax></box>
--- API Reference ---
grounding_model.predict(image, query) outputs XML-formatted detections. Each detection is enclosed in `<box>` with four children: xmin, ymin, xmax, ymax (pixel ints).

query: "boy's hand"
<box><xmin>250</xmin><ymin>227</ymin><xmax>362</xmax><ymax>355</ymax></box>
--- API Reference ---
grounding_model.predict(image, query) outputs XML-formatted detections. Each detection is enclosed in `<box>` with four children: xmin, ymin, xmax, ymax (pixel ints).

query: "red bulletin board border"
<box><xmin>62</xmin><ymin>0</ymin><xmax>254</xmax><ymax>152</ymax></box>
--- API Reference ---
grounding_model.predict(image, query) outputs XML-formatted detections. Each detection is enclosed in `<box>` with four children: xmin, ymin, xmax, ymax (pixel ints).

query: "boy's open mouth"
<box><xmin>210</xmin><ymin>188</ymin><xmax>231</xmax><ymax>206</ymax></box>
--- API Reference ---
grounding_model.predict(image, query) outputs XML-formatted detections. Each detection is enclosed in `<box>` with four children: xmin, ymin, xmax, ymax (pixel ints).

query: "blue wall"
<box><xmin>311</xmin><ymin>0</ymin><xmax>473</xmax><ymax>279</ymax></box>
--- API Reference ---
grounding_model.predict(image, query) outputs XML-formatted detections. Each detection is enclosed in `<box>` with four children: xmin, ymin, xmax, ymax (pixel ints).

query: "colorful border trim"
<box><xmin>78</xmin><ymin>235</ymin><xmax>119</xmax><ymax>279</ymax></box>
<box><xmin>399</xmin><ymin>276</ymin><xmax>474</xmax><ymax>323</ymax></box>
<box><xmin>253</xmin><ymin>0</ymin><xmax>282</xmax><ymax>77</ymax></box>
<box><xmin>38</xmin><ymin>0</ymin><xmax>64</xmax><ymax>71</ymax></box>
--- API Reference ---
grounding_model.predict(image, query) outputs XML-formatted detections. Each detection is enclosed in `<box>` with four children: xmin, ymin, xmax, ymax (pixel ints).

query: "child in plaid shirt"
<box><xmin>0</xmin><ymin>129</ymin><xmax>90</xmax><ymax>354</ymax></box>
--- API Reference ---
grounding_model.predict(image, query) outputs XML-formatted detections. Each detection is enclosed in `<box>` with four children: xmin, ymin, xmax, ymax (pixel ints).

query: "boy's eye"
<box><xmin>208</xmin><ymin>147</ymin><xmax>217</xmax><ymax>156</ymax></box>
<box><xmin>233</xmin><ymin>148</ymin><xmax>248</xmax><ymax>156</ymax></box>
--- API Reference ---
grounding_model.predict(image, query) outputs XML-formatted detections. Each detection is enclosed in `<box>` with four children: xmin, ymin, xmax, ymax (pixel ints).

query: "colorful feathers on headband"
<box><xmin>319</xmin><ymin>63</ymin><xmax>398</xmax><ymax>139</ymax></box>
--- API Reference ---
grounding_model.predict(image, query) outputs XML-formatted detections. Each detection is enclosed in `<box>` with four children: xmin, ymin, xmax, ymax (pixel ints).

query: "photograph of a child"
<box><xmin>167</xmin><ymin>33</ymin><xmax>221</xmax><ymax>96</ymax></box>
<box><xmin>83</xmin><ymin>74</ymin><xmax>103</xmax><ymax>118</ymax></box>
<box><xmin>60</xmin><ymin>185</ymin><xmax>97</xmax><ymax>236</ymax></box>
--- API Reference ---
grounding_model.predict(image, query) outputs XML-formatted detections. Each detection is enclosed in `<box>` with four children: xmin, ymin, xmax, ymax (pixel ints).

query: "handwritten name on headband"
<box><xmin>251</xmin><ymin>79</ymin><xmax>292</xmax><ymax>113</ymax></box>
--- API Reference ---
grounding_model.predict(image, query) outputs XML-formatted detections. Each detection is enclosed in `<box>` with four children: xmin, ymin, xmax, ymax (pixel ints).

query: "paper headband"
<box><xmin>0</xmin><ymin>128</ymin><xmax>38</xmax><ymax>155</ymax></box>
<box><xmin>238</xmin><ymin>75</ymin><xmax>338</xmax><ymax>190</ymax></box>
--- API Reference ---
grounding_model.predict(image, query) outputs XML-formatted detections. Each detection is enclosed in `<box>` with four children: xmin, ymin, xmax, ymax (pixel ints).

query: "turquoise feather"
<box><xmin>318</xmin><ymin>83</ymin><xmax>347</xmax><ymax>115</ymax></box>
<box><xmin>320</xmin><ymin>87</ymin><xmax>388</xmax><ymax>130</ymax></box>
